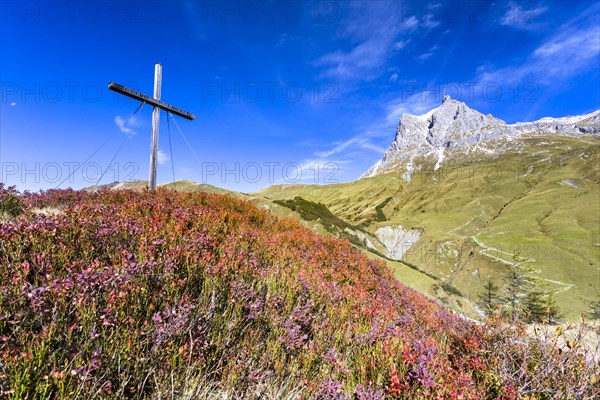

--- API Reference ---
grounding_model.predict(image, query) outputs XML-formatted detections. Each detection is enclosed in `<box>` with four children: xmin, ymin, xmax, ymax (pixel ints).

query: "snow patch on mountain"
<box><xmin>434</xmin><ymin>149</ymin><xmax>445</xmax><ymax>171</ymax></box>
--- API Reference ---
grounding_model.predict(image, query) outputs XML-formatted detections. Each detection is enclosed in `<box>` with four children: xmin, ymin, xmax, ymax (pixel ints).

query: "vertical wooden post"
<box><xmin>109</xmin><ymin>64</ymin><xmax>194</xmax><ymax>189</ymax></box>
<box><xmin>149</xmin><ymin>63</ymin><xmax>162</xmax><ymax>190</ymax></box>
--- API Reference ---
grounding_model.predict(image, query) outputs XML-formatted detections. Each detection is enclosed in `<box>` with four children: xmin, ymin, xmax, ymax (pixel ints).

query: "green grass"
<box><xmin>85</xmin><ymin>135</ymin><xmax>599</xmax><ymax>321</ymax></box>
<box><xmin>253</xmin><ymin>135</ymin><xmax>600</xmax><ymax>321</ymax></box>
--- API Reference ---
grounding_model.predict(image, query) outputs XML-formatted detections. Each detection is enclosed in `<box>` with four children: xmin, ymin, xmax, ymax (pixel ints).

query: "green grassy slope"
<box><xmin>87</xmin><ymin>135</ymin><xmax>599</xmax><ymax>321</ymax></box>
<box><xmin>254</xmin><ymin>135</ymin><xmax>600</xmax><ymax>321</ymax></box>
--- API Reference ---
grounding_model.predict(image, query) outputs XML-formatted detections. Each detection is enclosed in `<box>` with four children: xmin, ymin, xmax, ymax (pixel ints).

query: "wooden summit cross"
<box><xmin>108</xmin><ymin>63</ymin><xmax>196</xmax><ymax>190</ymax></box>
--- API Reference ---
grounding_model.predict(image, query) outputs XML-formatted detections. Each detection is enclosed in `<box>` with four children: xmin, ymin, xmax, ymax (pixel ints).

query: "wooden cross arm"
<box><xmin>108</xmin><ymin>82</ymin><xmax>196</xmax><ymax>120</ymax></box>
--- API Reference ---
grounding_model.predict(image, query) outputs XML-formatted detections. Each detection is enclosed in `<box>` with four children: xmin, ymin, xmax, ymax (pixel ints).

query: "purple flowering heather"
<box><xmin>315</xmin><ymin>379</ymin><xmax>350</xmax><ymax>400</ymax></box>
<box><xmin>354</xmin><ymin>384</ymin><xmax>384</xmax><ymax>400</ymax></box>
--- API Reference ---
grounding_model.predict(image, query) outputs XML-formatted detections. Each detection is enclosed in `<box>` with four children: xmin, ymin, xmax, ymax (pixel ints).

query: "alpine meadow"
<box><xmin>1</xmin><ymin>1</ymin><xmax>600</xmax><ymax>399</ymax></box>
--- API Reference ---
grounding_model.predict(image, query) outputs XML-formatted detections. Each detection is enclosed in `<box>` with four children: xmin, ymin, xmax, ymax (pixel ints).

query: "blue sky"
<box><xmin>1</xmin><ymin>0</ymin><xmax>599</xmax><ymax>192</ymax></box>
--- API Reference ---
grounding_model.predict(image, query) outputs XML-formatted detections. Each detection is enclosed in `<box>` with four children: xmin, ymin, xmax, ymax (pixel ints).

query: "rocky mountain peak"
<box><xmin>361</xmin><ymin>99</ymin><xmax>600</xmax><ymax>179</ymax></box>
<box><xmin>390</xmin><ymin>97</ymin><xmax>504</xmax><ymax>157</ymax></box>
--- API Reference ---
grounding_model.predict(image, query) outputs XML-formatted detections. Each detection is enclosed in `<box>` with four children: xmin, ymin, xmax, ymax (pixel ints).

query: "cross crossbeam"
<box><xmin>108</xmin><ymin>63</ymin><xmax>195</xmax><ymax>190</ymax></box>
<box><xmin>108</xmin><ymin>82</ymin><xmax>195</xmax><ymax>120</ymax></box>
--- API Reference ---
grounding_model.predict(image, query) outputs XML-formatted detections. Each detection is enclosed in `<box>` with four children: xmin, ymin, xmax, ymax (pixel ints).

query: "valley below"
<box><xmin>253</xmin><ymin>133</ymin><xmax>600</xmax><ymax>322</ymax></box>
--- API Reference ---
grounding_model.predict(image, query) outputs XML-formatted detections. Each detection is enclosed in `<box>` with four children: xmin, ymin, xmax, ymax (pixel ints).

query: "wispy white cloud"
<box><xmin>276</xmin><ymin>33</ymin><xmax>289</xmax><ymax>47</ymax></box>
<box><xmin>393</xmin><ymin>39</ymin><xmax>410</xmax><ymax>50</ymax></box>
<box><xmin>322</xmin><ymin>93</ymin><xmax>441</xmax><ymax>178</ymax></box>
<box><xmin>315</xmin><ymin>137</ymin><xmax>386</xmax><ymax>159</ymax></box>
<box><xmin>289</xmin><ymin>132</ymin><xmax>389</xmax><ymax>184</ymax></box>
<box><xmin>478</xmin><ymin>6</ymin><xmax>599</xmax><ymax>85</ymax></box>
<box><xmin>10</xmin><ymin>102</ymin><xmax>16</xmax><ymax>107</ymax></box>
<box><xmin>182</xmin><ymin>1</ymin><xmax>207</xmax><ymax>40</ymax></box>
<box><xmin>401</xmin><ymin>15</ymin><xmax>419</xmax><ymax>31</ymax></box>
<box><xmin>500</xmin><ymin>1</ymin><xmax>548</xmax><ymax>30</ymax></box>
<box><xmin>157</xmin><ymin>149</ymin><xmax>169</xmax><ymax>165</ymax></box>
<box><xmin>422</xmin><ymin>13</ymin><xmax>441</xmax><ymax>29</ymax></box>
<box><xmin>302</xmin><ymin>91</ymin><xmax>443</xmax><ymax>181</ymax></box>
<box><xmin>312</xmin><ymin>93</ymin><xmax>439</xmax><ymax>169</ymax></box>
<box><xmin>114</xmin><ymin>115</ymin><xmax>140</xmax><ymax>136</ymax></box>
<box><xmin>316</xmin><ymin>1</ymin><xmax>440</xmax><ymax>81</ymax></box>
<box><xmin>384</xmin><ymin>93</ymin><xmax>439</xmax><ymax>125</ymax></box>
<box><xmin>418</xmin><ymin>45</ymin><xmax>440</xmax><ymax>61</ymax></box>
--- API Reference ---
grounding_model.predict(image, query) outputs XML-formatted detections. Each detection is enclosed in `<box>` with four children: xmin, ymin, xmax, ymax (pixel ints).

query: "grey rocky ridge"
<box><xmin>362</xmin><ymin>95</ymin><xmax>600</xmax><ymax>178</ymax></box>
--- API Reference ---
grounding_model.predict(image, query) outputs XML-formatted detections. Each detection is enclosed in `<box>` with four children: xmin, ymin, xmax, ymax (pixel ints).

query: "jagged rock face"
<box><xmin>374</xmin><ymin>225</ymin><xmax>422</xmax><ymax>260</ymax></box>
<box><xmin>421</xmin><ymin>97</ymin><xmax>507</xmax><ymax>149</ymax></box>
<box><xmin>513</xmin><ymin>111</ymin><xmax>600</xmax><ymax>135</ymax></box>
<box><xmin>362</xmin><ymin>96</ymin><xmax>600</xmax><ymax>178</ymax></box>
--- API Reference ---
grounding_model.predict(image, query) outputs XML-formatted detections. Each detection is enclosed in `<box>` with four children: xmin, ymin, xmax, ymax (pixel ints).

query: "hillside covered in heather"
<box><xmin>0</xmin><ymin>185</ymin><xmax>597</xmax><ymax>399</ymax></box>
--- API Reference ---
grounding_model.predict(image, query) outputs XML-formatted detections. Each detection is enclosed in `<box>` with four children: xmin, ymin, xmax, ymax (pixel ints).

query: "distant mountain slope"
<box><xmin>258</xmin><ymin>100</ymin><xmax>600</xmax><ymax>321</ymax></box>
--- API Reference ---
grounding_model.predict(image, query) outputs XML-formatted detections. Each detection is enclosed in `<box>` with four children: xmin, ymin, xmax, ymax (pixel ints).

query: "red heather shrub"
<box><xmin>0</xmin><ymin>188</ymin><xmax>597</xmax><ymax>399</ymax></box>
